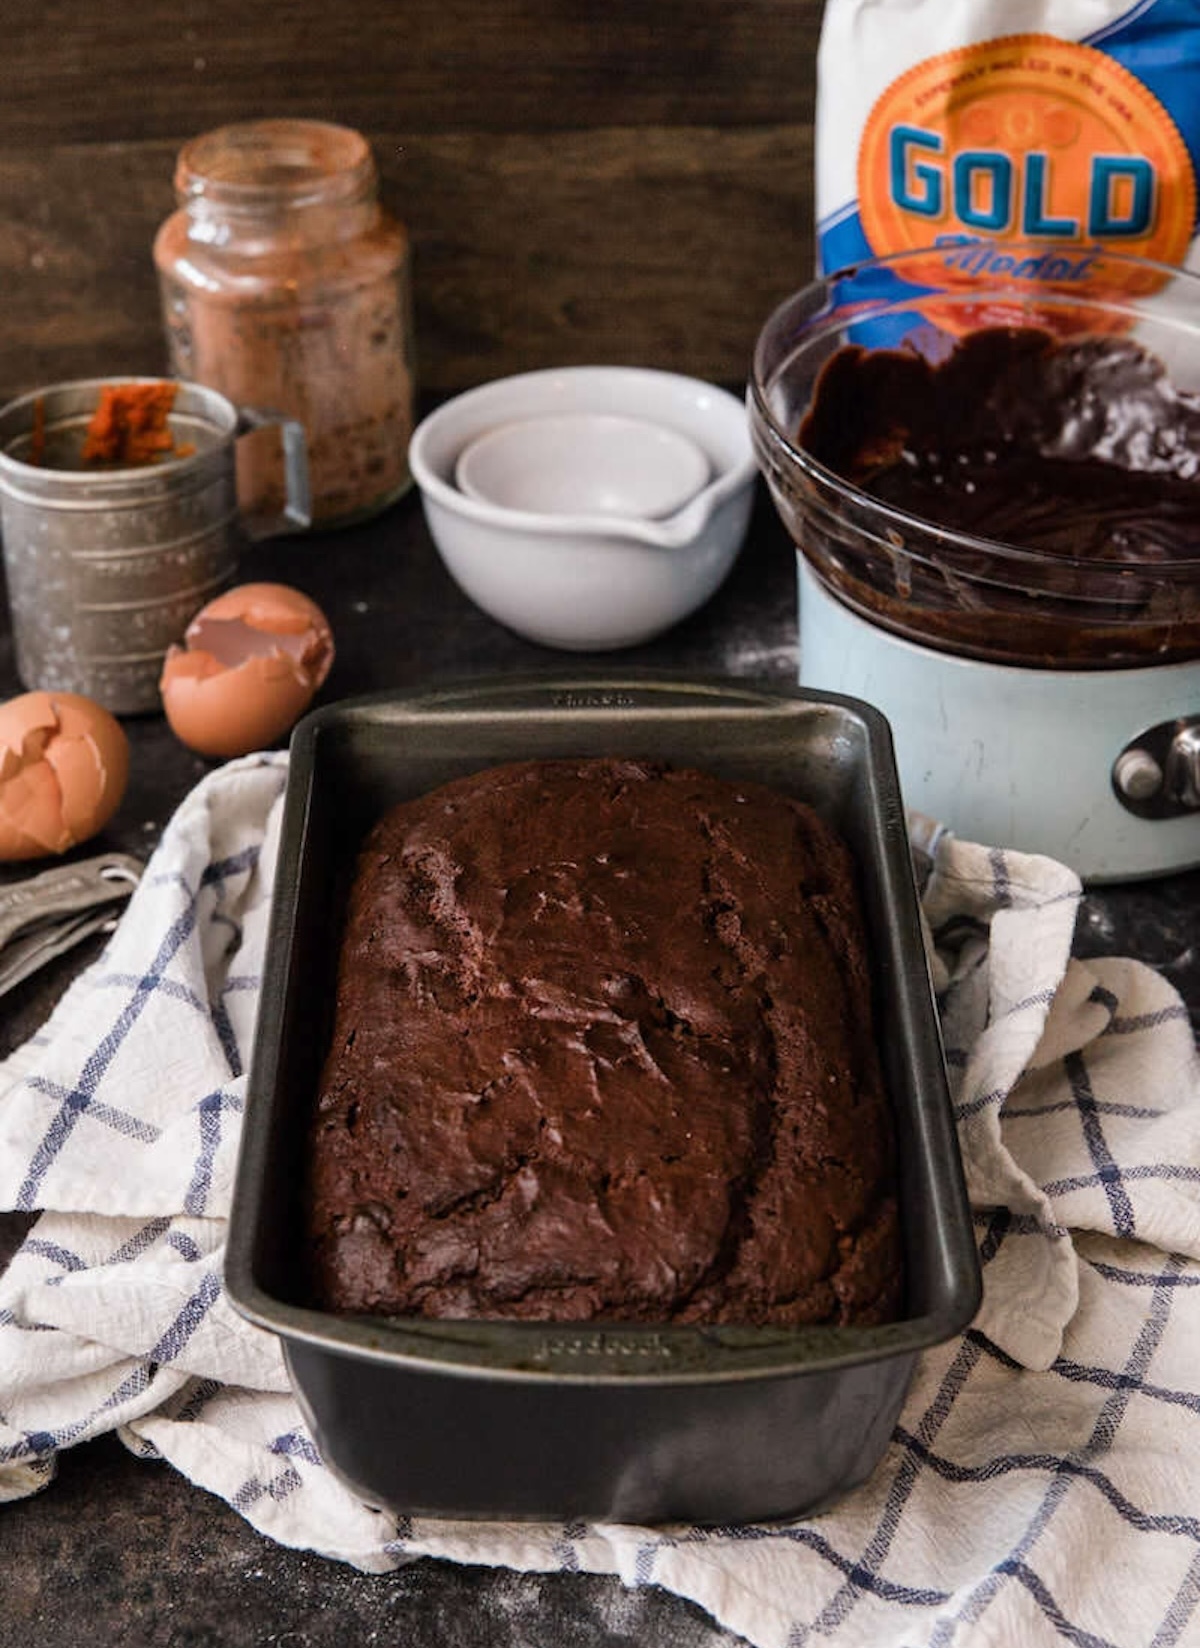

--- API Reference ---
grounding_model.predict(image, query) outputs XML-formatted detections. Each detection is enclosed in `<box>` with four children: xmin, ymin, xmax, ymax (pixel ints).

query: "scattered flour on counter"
<box><xmin>718</xmin><ymin>637</ymin><xmax>798</xmax><ymax>679</ymax></box>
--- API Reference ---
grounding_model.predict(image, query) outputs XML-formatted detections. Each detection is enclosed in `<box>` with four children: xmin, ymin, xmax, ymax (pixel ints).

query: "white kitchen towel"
<box><xmin>3</xmin><ymin>754</ymin><xmax>1200</xmax><ymax>1648</ymax></box>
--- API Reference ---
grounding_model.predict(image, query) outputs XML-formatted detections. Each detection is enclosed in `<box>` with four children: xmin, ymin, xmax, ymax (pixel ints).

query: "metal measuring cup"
<box><xmin>0</xmin><ymin>377</ymin><xmax>309</xmax><ymax>715</ymax></box>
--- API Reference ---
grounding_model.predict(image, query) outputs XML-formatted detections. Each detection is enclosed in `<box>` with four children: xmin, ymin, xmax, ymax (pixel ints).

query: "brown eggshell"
<box><xmin>159</xmin><ymin>581</ymin><xmax>335</xmax><ymax>759</ymax></box>
<box><xmin>0</xmin><ymin>691</ymin><xmax>130</xmax><ymax>861</ymax></box>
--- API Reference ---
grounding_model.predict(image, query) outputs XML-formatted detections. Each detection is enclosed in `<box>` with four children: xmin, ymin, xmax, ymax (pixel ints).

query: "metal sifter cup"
<box><xmin>0</xmin><ymin>377</ymin><xmax>309</xmax><ymax>715</ymax></box>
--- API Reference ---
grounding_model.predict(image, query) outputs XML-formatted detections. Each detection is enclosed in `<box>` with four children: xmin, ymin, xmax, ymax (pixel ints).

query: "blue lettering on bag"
<box><xmin>887</xmin><ymin>126</ymin><xmax>1156</xmax><ymax>240</ymax></box>
<box><xmin>1089</xmin><ymin>157</ymin><xmax>1154</xmax><ymax>235</ymax></box>
<box><xmin>954</xmin><ymin>151</ymin><xmax>1013</xmax><ymax>230</ymax></box>
<box><xmin>1022</xmin><ymin>155</ymin><xmax>1079</xmax><ymax>236</ymax></box>
<box><xmin>890</xmin><ymin>125</ymin><xmax>943</xmax><ymax>215</ymax></box>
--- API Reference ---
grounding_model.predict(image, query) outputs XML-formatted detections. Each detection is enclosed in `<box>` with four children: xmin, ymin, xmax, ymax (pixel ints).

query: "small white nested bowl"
<box><xmin>408</xmin><ymin>367</ymin><xmax>757</xmax><ymax>650</ymax></box>
<box><xmin>455</xmin><ymin>412</ymin><xmax>711</xmax><ymax>520</ymax></box>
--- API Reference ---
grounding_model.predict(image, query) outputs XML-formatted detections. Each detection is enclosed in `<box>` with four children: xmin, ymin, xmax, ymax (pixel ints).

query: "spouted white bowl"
<box><xmin>408</xmin><ymin>366</ymin><xmax>756</xmax><ymax>651</ymax></box>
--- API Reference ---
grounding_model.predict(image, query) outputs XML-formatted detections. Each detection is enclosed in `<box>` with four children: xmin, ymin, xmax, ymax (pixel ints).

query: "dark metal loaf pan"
<box><xmin>225</xmin><ymin>674</ymin><xmax>980</xmax><ymax>1525</ymax></box>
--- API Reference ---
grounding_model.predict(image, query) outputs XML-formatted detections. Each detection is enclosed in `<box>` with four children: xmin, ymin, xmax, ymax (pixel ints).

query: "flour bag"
<box><xmin>816</xmin><ymin>0</ymin><xmax>1200</xmax><ymax>276</ymax></box>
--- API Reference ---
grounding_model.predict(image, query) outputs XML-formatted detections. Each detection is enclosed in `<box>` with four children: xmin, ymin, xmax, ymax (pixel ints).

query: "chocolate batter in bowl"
<box><xmin>749</xmin><ymin>245</ymin><xmax>1200</xmax><ymax>669</ymax></box>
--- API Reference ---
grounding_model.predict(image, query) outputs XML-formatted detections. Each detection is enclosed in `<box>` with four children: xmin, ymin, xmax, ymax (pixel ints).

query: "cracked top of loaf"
<box><xmin>306</xmin><ymin>758</ymin><xmax>902</xmax><ymax>1327</ymax></box>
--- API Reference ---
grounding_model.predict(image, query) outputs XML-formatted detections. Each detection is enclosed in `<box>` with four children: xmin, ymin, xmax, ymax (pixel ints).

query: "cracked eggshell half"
<box><xmin>159</xmin><ymin>582</ymin><xmax>335</xmax><ymax>759</ymax></box>
<box><xmin>0</xmin><ymin>691</ymin><xmax>130</xmax><ymax>861</ymax></box>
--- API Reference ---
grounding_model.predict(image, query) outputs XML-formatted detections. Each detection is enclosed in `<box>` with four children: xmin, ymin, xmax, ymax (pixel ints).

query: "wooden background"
<box><xmin>0</xmin><ymin>1</ymin><xmax>822</xmax><ymax>399</ymax></box>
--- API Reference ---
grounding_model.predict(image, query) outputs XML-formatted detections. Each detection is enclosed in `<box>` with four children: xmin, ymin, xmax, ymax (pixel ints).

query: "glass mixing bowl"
<box><xmin>749</xmin><ymin>244</ymin><xmax>1200</xmax><ymax>669</ymax></box>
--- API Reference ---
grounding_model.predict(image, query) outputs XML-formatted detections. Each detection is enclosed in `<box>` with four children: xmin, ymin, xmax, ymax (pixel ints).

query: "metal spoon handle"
<box><xmin>0</xmin><ymin>852</ymin><xmax>142</xmax><ymax>956</ymax></box>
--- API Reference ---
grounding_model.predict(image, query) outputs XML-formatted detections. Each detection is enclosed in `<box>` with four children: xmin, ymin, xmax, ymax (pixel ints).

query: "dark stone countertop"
<box><xmin>2</xmin><ymin>475</ymin><xmax>1197</xmax><ymax>1648</ymax></box>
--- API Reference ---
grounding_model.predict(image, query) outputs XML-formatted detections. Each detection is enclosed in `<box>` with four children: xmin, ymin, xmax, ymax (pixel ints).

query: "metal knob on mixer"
<box><xmin>1165</xmin><ymin>722</ymin><xmax>1200</xmax><ymax>809</ymax></box>
<box><xmin>1113</xmin><ymin>747</ymin><xmax>1165</xmax><ymax>802</ymax></box>
<box><xmin>1113</xmin><ymin>717</ymin><xmax>1200</xmax><ymax>818</ymax></box>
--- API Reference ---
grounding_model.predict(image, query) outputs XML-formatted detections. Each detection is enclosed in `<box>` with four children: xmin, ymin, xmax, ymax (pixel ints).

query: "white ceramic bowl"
<box><xmin>455</xmin><ymin>412</ymin><xmax>711</xmax><ymax>520</ymax></box>
<box><xmin>408</xmin><ymin>366</ymin><xmax>757</xmax><ymax>650</ymax></box>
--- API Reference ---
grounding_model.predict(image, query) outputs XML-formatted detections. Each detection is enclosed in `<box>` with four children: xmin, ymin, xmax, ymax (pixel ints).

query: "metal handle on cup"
<box><xmin>235</xmin><ymin>407</ymin><xmax>312</xmax><ymax>537</ymax></box>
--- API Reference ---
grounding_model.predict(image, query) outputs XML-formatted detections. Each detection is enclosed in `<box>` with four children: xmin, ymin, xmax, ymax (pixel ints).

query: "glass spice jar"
<box><xmin>154</xmin><ymin>119</ymin><xmax>415</xmax><ymax>529</ymax></box>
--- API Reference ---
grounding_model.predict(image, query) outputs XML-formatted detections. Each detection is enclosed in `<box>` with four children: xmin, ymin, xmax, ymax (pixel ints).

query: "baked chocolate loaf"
<box><xmin>307</xmin><ymin>758</ymin><xmax>902</xmax><ymax>1327</ymax></box>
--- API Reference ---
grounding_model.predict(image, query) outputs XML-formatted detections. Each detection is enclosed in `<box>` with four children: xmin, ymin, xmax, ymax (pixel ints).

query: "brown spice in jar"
<box><xmin>153</xmin><ymin>121</ymin><xmax>415</xmax><ymax>527</ymax></box>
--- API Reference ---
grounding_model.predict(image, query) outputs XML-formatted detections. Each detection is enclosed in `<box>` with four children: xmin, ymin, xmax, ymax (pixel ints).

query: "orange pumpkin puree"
<box><xmin>81</xmin><ymin>382</ymin><xmax>194</xmax><ymax>465</ymax></box>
